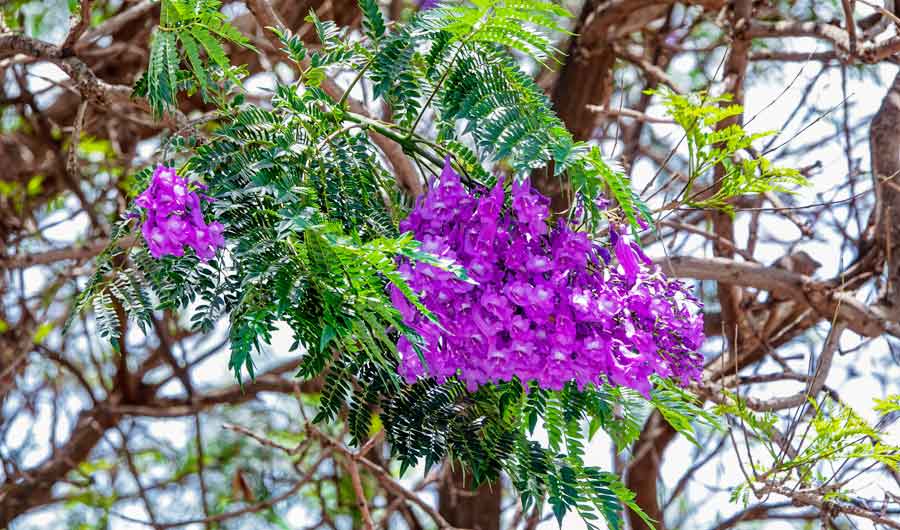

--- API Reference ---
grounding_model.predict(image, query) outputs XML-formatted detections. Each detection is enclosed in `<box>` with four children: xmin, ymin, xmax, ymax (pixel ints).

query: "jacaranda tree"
<box><xmin>3</xmin><ymin>1</ymin><xmax>900</xmax><ymax>529</ymax></box>
<box><xmin>70</xmin><ymin>0</ymin><xmax>807</xmax><ymax>526</ymax></box>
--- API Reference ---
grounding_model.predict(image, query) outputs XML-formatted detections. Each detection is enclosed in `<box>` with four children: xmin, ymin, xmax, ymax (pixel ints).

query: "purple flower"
<box><xmin>390</xmin><ymin>159</ymin><xmax>705</xmax><ymax>396</ymax></box>
<box><xmin>612</xmin><ymin>226</ymin><xmax>639</xmax><ymax>286</ymax></box>
<box><xmin>135</xmin><ymin>165</ymin><xmax>224</xmax><ymax>262</ymax></box>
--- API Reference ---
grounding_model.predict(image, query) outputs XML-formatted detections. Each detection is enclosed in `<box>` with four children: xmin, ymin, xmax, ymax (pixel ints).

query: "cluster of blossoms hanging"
<box><xmin>135</xmin><ymin>165</ymin><xmax>224</xmax><ymax>261</ymax></box>
<box><xmin>390</xmin><ymin>161</ymin><xmax>705</xmax><ymax>397</ymax></box>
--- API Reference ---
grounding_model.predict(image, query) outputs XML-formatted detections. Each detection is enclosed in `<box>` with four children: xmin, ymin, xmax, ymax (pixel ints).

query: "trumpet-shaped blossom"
<box><xmin>135</xmin><ymin>165</ymin><xmax>224</xmax><ymax>261</ymax></box>
<box><xmin>391</xmin><ymin>159</ymin><xmax>704</xmax><ymax>396</ymax></box>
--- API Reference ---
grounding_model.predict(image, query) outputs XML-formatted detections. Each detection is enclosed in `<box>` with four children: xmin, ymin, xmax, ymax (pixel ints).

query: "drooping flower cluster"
<box><xmin>135</xmin><ymin>165</ymin><xmax>224</xmax><ymax>261</ymax></box>
<box><xmin>390</xmin><ymin>160</ymin><xmax>704</xmax><ymax>396</ymax></box>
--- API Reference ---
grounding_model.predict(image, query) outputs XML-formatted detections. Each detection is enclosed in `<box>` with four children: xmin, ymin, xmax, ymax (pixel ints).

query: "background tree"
<box><xmin>2</xmin><ymin>1</ymin><xmax>900</xmax><ymax>529</ymax></box>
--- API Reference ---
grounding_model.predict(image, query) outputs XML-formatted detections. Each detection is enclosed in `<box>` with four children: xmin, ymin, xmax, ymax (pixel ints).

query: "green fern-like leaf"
<box><xmin>359</xmin><ymin>0</ymin><xmax>386</xmax><ymax>42</ymax></box>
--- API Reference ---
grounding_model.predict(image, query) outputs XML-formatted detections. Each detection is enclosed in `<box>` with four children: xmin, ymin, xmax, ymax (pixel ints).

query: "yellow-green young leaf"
<box><xmin>369</xmin><ymin>411</ymin><xmax>383</xmax><ymax>437</ymax></box>
<box><xmin>77</xmin><ymin>459</ymin><xmax>115</xmax><ymax>476</ymax></box>
<box><xmin>33</xmin><ymin>322</ymin><xmax>54</xmax><ymax>344</ymax></box>
<box><xmin>64</xmin><ymin>490</ymin><xmax>117</xmax><ymax>510</ymax></box>
<box><xmin>304</xmin><ymin>66</ymin><xmax>326</xmax><ymax>88</ymax></box>
<box><xmin>875</xmin><ymin>394</ymin><xmax>900</xmax><ymax>415</ymax></box>
<box><xmin>78</xmin><ymin>136</ymin><xmax>114</xmax><ymax>157</ymax></box>
<box><xmin>26</xmin><ymin>174</ymin><xmax>43</xmax><ymax>196</ymax></box>
<box><xmin>0</xmin><ymin>180</ymin><xmax>16</xmax><ymax>198</ymax></box>
<box><xmin>266</xmin><ymin>429</ymin><xmax>305</xmax><ymax>448</ymax></box>
<box><xmin>0</xmin><ymin>319</ymin><xmax>7</xmax><ymax>333</ymax></box>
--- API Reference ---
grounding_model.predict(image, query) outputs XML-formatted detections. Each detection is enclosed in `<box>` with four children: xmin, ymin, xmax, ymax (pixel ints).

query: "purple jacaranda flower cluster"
<box><xmin>390</xmin><ymin>160</ymin><xmax>704</xmax><ymax>397</ymax></box>
<box><xmin>135</xmin><ymin>165</ymin><xmax>224</xmax><ymax>262</ymax></box>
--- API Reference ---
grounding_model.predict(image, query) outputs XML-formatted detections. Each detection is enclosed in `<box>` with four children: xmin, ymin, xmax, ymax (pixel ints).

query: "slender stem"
<box><xmin>344</xmin><ymin>111</ymin><xmax>484</xmax><ymax>187</ymax></box>
<box><xmin>345</xmin><ymin>112</ymin><xmax>439</xmax><ymax>165</ymax></box>
<box><xmin>317</xmin><ymin>123</ymin><xmax>364</xmax><ymax>150</ymax></box>
<box><xmin>409</xmin><ymin>43</ymin><xmax>464</xmax><ymax>135</ymax></box>
<box><xmin>345</xmin><ymin>457</ymin><xmax>375</xmax><ymax>530</ymax></box>
<box><xmin>339</xmin><ymin>58</ymin><xmax>374</xmax><ymax>107</ymax></box>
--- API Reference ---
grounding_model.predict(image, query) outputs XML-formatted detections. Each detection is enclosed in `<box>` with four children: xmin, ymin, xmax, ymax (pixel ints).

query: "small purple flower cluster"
<box><xmin>135</xmin><ymin>165</ymin><xmax>224</xmax><ymax>261</ymax></box>
<box><xmin>391</xmin><ymin>160</ymin><xmax>704</xmax><ymax>396</ymax></box>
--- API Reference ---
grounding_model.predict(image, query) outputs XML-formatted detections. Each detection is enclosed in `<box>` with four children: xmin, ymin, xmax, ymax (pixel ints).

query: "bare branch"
<box><xmin>0</xmin><ymin>32</ymin><xmax>188</xmax><ymax>127</ymax></box>
<box><xmin>746</xmin><ymin>20</ymin><xmax>900</xmax><ymax>63</ymax></box>
<box><xmin>62</xmin><ymin>0</ymin><xmax>93</xmax><ymax>50</ymax></box>
<box><xmin>656</xmin><ymin>255</ymin><xmax>896</xmax><ymax>338</ymax></box>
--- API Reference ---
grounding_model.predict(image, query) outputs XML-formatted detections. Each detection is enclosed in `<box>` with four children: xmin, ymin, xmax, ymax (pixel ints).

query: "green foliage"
<box><xmin>651</xmin><ymin>87</ymin><xmax>808</xmax><ymax>215</ymax></box>
<box><xmin>135</xmin><ymin>0</ymin><xmax>254</xmax><ymax>116</ymax></box>
<box><xmin>74</xmin><ymin>2</ymin><xmax>727</xmax><ymax>527</ymax></box>
<box><xmin>380</xmin><ymin>377</ymin><xmax>712</xmax><ymax>529</ymax></box>
<box><xmin>0</xmin><ymin>174</ymin><xmax>45</xmax><ymax>214</ymax></box>
<box><xmin>651</xmin><ymin>378</ymin><xmax>721</xmax><ymax>446</ymax></box>
<box><xmin>714</xmin><ymin>394</ymin><xmax>900</xmax><ymax>498</ymax></box>
<box><xmin>569</xmin><ymin>147</ymin><xmax>653</xmax><ymax>232</ymax></box>
<box><xmin>874</xmin><ymin>394</ymin><xmax>900</xmax><ymax>415</ymax></box>
<box><xmin>358</xmin><ymin>0</ymin><xmax>385</xmax><ymax>43</ymax></box>
<box><xmin>436</xmin><ymin>46</ymin><xmax>569</xmax><ymax>171</ymax></box>
<box><xmin>431</xmin><ymin>0</ymin><xmax>571</xmax><ymax>63</ymax></box>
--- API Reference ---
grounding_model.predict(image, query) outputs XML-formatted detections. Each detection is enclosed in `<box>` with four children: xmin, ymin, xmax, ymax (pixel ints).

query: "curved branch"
<box><xmin>697</xmin><ymin>321</ymin><xmax>847</xmax><ymax>412</ymax></box>
<box><xmin>656</xmin><ymin>255</ymin><xmax>897</xmax><ymax>338</ymax></box>
<box><xmin>0</xmin><ymin>407</ymin><xmax>120</xmax><ymax>526</ymax></box>
<box><xmin>0</xmin><ymin>32</ymin><xmax>188</xmax><ymax>127</ymax></box>
<box><xmin>746</xmin><ymin>20</ymin><xmax>900</xmax><ymax>63</ymax></box>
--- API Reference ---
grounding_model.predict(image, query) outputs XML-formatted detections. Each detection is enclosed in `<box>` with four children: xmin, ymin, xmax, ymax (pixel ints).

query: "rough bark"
<box><xmin>711</xmin><ymin>0</ymin><xmax>751</xmax><ymax>357</ymax></box>
<box><xmin>535</xmin><ymin>0</ymin><xmax>675</xmax><ymax>208</ymax></box>
<box><xmin>870</xmin><ymin>71</ymin><xmax>900</xmax><ymax>320</ymax></box>
<box><xmin>0</xmin><ymin>407</ymin><xmax>120</xmax><ymax>527</ymax></box>
<box><xmin>437</xmin><ymin>464</ymin><xmax>501</xmax><ymax>530</ymax></box>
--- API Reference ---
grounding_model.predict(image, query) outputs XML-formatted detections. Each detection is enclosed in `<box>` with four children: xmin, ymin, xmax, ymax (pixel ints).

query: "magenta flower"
<box><xmin>612</xmin><ymin>226</ymin><xmax>640</xmax><ymax>286</ymax></box>
<box><xmin>135</xmin><ymin>165</ymin><xmax>224</xmax><ymax>262</ymax></box>
<box><xmin>391</xmin><ymin>159</ymin><xmax>704</xmax><ymax>397</ymax></box>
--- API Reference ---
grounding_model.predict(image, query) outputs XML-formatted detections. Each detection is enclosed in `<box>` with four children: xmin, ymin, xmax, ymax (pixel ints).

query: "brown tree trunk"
<box><xmin>870</xmin><ymin>71</ymin><xmax>900</xmax><ymax>319</ymax></box>
<box><xmin>625</xmin><ymin>414</ymin><xmax>677</xmax><ymax>530</ymax></box>
<box><xmin>531</xmin><ymin>0</ymin><xmax>616</xmax><ymax>215</ymax></box>
<box><xmin>438</xmin><ymin>464</ymin><xmax>501</xmax><ymax>530</ymax></box>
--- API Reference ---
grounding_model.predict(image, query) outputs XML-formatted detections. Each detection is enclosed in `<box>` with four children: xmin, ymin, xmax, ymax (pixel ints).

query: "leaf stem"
<box><xmin>408</xmin><ymin>41</ymin><xmax>464</xmax><ymax>135</ymax></box>
<box><xmin>339</xmin><ymin>58</ymin><xmax>374</xmax><ymax>107</ymax></box>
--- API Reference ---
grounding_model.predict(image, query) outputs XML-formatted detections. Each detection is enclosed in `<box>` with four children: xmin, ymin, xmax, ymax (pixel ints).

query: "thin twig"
<box><xmin>62</xmin><ymin>0</ymin><xmax>92</xmax><ymax>50</ymax></box>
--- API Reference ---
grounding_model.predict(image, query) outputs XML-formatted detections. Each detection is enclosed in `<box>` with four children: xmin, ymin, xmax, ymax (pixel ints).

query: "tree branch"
<box><xmin>656</xmin><ymin>255</ymin><xmax>896</xmax><ymax>338</ymax></box>
<box><xmin>747</xmin><ymin>20</ymin><xmax>900</xmax><ymax>63</ymax></box>
<box><xmin>0</xmin><ymin>32</ymin><xmax>188</xmax><ymax>127</ymax></box>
